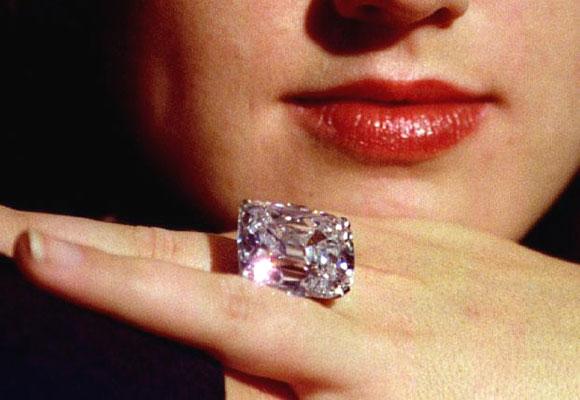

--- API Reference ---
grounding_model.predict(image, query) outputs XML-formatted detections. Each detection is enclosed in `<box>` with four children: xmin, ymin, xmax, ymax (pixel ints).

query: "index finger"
<box><xmin>0</xmin><ymin>205</ymin><xmax>235</xmax><ymax>272</ymax></box>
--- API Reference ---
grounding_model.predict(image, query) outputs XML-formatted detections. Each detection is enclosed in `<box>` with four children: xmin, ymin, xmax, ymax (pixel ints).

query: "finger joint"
<box><xmin>219</xmin><ymin>278</ymin><xmax>267</xmax><ymax>327</ymax></box>
<box><xmin>132</xmin><ymin>225</ymin><xmax>177</xmax><ymax>263</ymax></box>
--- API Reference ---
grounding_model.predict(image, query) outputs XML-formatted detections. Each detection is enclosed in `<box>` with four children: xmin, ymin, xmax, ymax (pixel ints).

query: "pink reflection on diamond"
<box><xmin>248</xmin><ymin>255</ymin><xmax>282</xmax><ymax>285</ymax></box>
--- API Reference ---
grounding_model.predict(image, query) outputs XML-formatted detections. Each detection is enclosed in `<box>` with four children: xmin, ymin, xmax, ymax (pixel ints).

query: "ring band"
<box><xmin>236</xmin><ymin>199</ymin><xmax>354</xmax><ymax>299</ymax></box>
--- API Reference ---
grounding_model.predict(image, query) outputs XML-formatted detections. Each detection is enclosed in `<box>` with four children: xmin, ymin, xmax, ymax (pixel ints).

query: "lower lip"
<box><xmin>290</xmin><ymin>101</ymin><xmax>489</xmax><ymax>163</ymax></box>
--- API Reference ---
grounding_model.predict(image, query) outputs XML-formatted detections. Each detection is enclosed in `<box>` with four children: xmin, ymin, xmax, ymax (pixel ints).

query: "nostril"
<box><xmin>333</xmin><ymin>0</ymin><xmax>467</xmax><ymax>29</ymax></box>
<box><xmin>427</xmin><ymin>8</ymin><xmax>456</xmax><ymax>27</ymax></box>
<box><xmin>355</xmin><ymin>4</ymin><xmax>386</xmax><ymax>22</ymax></box>
<box><xmin>359</xmin><ymin>5</ymin><xmax>381</xmax><ymax>16</ymax></box>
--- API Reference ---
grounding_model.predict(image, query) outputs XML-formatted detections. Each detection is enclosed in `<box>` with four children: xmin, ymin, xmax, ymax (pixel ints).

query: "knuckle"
<box><xmin>131</xmin><ymin>225</ymin><xmax>177</xmax><ymax>262</ymax></box>
<box><xmin>218</xmin><ymin>278</ymin><xmax>263</xmax><ymax>326</ymax></box>
<box><xmin>21</xmin><ymin>211</ymin><xmax>43</xmax><ymax>235</ymax></box>
<box><xmin>216</xmin><ymin>278</ymin><xmax>299</xmax><ymax>351</ymax></box>
<box><xmin>0</xmin><ymin>204</ymin><xmax>15</xmax><ymax>217</ymax></box>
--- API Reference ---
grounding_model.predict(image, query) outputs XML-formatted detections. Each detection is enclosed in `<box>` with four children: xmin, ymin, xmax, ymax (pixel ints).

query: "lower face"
<box><xmin>128</xmin><ymin>1</ymin><xmax>579</xmax><ymax>239</ymax></box>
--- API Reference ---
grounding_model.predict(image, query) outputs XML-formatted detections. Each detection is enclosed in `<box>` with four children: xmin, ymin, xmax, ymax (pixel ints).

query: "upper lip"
<box><xmin>285</xmin><ymin>78</ymin><xmax>493</xmax><ymax>105</ymax></box>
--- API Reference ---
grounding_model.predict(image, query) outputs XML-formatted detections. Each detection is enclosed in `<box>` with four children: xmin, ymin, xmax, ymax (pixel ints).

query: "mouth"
<box><xmin>284</xmin><ymin>79</ymin><xmax>495</xmax><ymax>163</ymax></box>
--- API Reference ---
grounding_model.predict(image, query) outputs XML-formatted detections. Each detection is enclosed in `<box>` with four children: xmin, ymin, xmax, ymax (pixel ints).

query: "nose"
<box><xmin>332</xmin><ymin>0</ymin><xmax>469</xmax><ymax>27</ymax></box>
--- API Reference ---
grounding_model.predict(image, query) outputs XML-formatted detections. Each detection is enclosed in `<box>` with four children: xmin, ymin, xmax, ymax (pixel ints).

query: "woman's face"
<box><xmin>130</xmin><ymin>0</ymin><xmax>579</xmax><ymax>238</ymax></box>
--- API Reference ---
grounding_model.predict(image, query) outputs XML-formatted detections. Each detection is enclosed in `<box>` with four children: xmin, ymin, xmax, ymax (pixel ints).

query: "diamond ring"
<box><xmin>236</xmin><ymin>200</ymin><xmax>354</xmax><ymax>299</ymax></box>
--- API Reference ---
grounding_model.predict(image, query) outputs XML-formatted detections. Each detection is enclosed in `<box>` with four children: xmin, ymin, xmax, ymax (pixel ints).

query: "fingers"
<box><xmin>1</xmin><ymin>205</ymin><xmax>235</xmax><ymax>272</ymax></box>
<box><xmin>13</xmin><ymin>230</ymin><xmax>368</xmax><ymax>387</ymax></box>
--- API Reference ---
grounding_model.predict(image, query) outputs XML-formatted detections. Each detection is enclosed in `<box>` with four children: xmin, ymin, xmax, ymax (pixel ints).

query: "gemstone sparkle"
<box><xmin>237</xmin><ymin>200</ymin><xmax>354</xmax><ymax>299</ymax></box>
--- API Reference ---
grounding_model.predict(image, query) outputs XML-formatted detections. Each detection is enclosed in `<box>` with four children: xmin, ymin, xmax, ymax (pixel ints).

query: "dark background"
<box><xmin>1</xmin><ymin>3</ymin><xmax>226</xmax><ymax>398</ymax></box>
<box><xmin>1</xmin><ymin>1</ymin><xmax>214</xmax><ymax>231</ymax></box>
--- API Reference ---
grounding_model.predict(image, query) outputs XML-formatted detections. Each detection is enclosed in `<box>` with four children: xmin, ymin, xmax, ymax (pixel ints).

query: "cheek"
<box><xmin>474</xmin><ymin>1</ymin><xmax>577</xmax><ymax>99</ymax></box>
<box><xmin>184</xmin><ymin>2</ymin><xmax>303</xmax><ymax>118</ymax></box>
<box><xmin>455</xmin><ymin>1</ymin><xmax>579</xmax><ymax>236</ymax></box>
<box><xmin>474</xmin><ymin>1</ymin><xmax>530</xmax><ymax>81</ymax></box>
<box><xmin>476</xmin><ymin>1</ymin><xmax>578</xmax><ymax>156</ymax></box>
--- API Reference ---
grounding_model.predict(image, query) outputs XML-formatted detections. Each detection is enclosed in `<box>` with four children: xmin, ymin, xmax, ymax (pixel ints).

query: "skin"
<box><xmin>1</xmin><ymin>0</ymin><xmax>579</xmax><ymax>398</ymax></box>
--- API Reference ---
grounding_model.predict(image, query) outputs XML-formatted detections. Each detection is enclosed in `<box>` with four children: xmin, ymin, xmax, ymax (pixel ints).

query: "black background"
<box><xmin>1</xmin><ymin>2</ymin><xmax>224</xmax><ymax>398</ymax></box>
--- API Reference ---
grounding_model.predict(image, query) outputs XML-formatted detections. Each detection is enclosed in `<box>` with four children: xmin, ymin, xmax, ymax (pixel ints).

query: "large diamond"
<box><xmin>237</xmin><ymin>200</ymin><xmax>354</xmax><ymax>299</ymax></box>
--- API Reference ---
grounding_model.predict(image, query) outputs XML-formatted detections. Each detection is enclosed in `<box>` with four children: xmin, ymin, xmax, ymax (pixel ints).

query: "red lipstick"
<box><xmin>286</xmin><ymin>79</ymin><xmax>492</xmax><ymax>163</ymax></box>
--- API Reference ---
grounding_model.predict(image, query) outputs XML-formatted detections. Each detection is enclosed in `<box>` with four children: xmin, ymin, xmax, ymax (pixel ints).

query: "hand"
<box><xmin>2</xmin><ymin>205</ymin><xmax>579</xmax><ymax>399</ymax></box>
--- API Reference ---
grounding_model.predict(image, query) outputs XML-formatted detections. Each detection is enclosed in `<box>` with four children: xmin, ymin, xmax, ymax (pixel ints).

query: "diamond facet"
<box><xmin>237</xmin><ymin>200</ymin><xmax>354</xmax><ymax>299</ymax></box>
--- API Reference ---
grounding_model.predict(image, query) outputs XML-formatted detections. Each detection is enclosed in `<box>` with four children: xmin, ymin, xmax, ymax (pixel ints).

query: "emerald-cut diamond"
<box><xmin>236</xmin><ymin>200</ymin><xmax>354</xmax><ymax>299</ymax></box>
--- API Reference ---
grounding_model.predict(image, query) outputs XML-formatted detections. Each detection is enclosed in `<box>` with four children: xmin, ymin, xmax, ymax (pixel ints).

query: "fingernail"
<box><xmin>27</xmin><ymin>230</ymin><xmax>83</xmax><ymax>268</ymax></box>
<box><xmin>29</xmin><ymin>230</ymin><xmax>44</xmax><ymax>261</ymax></box>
